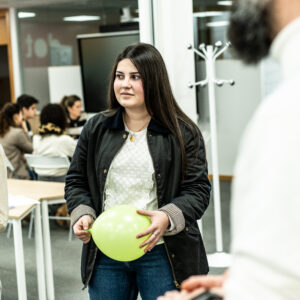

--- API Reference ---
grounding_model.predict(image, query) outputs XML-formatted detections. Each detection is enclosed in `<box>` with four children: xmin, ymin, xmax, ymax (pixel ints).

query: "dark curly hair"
<box><xmin>0</xmin><ymin>103</ymin><xmax>21</xmax><ymax>137</ymax></box>
<box><xmin>40</xmin><ymin>104</ymin><xmax>67</xmax><ymax>135</ymax></box>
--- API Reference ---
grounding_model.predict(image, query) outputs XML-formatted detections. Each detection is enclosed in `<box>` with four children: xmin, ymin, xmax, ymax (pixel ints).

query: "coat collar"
<box><xmin>103</xmin><ymin>108</ymin><xmax>170</xmax><ymax>134</ymax></box>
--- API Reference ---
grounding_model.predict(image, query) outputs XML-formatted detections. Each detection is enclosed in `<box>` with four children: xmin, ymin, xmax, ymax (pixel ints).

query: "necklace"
<box><xmin>123</xmin><ymin>113</ymin><xmax>150</xmax><ymax>142</ymax></box>
<box><xmin>124</xmin><ymin>120</ymin><xmax>149</xmax><ymax>142</ymax></box>
<box><xmin>128</xmin><ymin>122</ymin><xmax>148</xmax><ymax>142</ymax></box>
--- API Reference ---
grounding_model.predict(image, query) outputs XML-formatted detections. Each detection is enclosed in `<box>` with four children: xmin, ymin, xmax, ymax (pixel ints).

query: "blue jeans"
<box><xmin>88</xmin><ymin>244</ymin><xmax>177</xmax><ymax>300</ymax></box>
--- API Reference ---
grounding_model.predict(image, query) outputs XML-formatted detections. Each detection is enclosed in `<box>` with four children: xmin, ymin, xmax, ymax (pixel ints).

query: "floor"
<box><xmin>0</xmin><ymin>181</ymin><xmax>231</xmax><ymax>300</ymax></box>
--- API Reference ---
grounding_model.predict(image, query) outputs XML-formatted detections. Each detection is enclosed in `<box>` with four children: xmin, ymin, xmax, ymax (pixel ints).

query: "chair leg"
<box><xmin>28</xmin><ymin>211</ymin><xmax>35</xmax><ymax>239</ymax></box>
<box><xmin>6</xmin><ymin>223</ymin><xmax>12</xmax><ymax>238</ymax></box>
<box><xmin>68</xmin><ymin>223</ymin><xmax>73</xmax><ymax>242</ymax></box>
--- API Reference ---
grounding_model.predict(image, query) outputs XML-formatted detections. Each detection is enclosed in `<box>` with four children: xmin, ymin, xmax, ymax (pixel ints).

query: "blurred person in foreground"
<box><xmin>0</xmin><ymin>144</ymin><xmax>8</xmax><ymax>300</ymax></box>
<box><xmin>158</xmin><ymin>0</ymin><xmax>300</xmax><ymax>299</ymax></box>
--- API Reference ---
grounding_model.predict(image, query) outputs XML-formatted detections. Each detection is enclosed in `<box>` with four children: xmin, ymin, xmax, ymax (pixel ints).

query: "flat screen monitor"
<box><xmin>77</xmin><ymin>31</ymin><xmax>139</xmax><ymax>113</ymax></box>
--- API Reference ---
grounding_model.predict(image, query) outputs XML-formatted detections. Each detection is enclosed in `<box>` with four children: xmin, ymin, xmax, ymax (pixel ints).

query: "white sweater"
<box><xmin>225</xmin><ymin>17</ymin><xmax>300</xmax><ymax>300</ymax></box>
<box><xmin>33</xmin><ymin>134</ymin><xmax>76</xmax><ymax>176</ymax></box>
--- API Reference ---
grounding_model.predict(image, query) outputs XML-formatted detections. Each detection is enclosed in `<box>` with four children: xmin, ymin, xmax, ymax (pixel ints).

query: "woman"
<box><xmin>0</xmin><ymin>103</ymin><xmax>33</xmax><ymax>179</ymax></box>
<box><xmin>33</xmin><ymin>103</ymin><xmax>77</xmax><ymax>182</ymax></box>
<box><xmin>65</xmin><ymin>43</ymin><xmax>211</xmax><ymax>300</ymax></box>
<box><xmin>60</xmin><ymin>95</ymin><xmax>87</xmax><ymax>129</ymax></box>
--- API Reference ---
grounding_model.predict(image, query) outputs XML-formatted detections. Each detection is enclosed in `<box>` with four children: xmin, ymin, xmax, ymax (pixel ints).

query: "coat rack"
<box><xmin>188</xmin><ymin>41</ymin><xmax>234</xmax><ymax>267</ymax></box>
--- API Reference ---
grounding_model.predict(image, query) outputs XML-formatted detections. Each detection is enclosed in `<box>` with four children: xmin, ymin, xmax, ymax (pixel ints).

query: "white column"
<box><xmin>9</xmin><ymin>8</ymin><xmax>23</xmax><ymax>98</ymax></box>
<box><xmin>152</xmin><ymin>0</ymin><xmax>197</xmax><ymax>123</ymax></box>
<box><xmin>138</xmin><ymin>0</ymin><xmax>154</xmax><ymax>44</ymax></box>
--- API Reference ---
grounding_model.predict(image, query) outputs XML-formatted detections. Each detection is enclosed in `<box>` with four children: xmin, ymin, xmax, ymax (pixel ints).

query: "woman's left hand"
<box><xmin>136</xmin><ymin>209</ymin><xmax>170</xmax><ymax>252</ymax></box>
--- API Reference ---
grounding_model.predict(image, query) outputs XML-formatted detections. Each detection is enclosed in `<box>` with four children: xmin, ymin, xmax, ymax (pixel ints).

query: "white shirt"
<box><xmin>33</xmin><ymin>134</ymin><xmax>77</xmax><ymax>176</ymax></box>
<box><xmin>225</xmin><ymin>17</ymin><xmax>300</xmax><ymax>300</ymax></box>
<box><xmin>104</xmin><ymin>126</ymin><xmax>157</xmax><ymax>212</ymax></box>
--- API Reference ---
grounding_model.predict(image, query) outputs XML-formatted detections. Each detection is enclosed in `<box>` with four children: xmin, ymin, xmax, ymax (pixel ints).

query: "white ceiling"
<box><xmin>0</xmin><ymin>0</ymin><xmax>138</xmax><ymax>10</ymax></box>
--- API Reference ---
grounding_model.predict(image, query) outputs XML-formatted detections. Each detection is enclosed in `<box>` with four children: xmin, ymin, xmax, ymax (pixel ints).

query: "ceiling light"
<box><xmin>193</xmin><ymin>11</ymin><xmax>224</xmax><ymax>18</ymax></box>
<box><xmin>18</xmin><ymin>12</ymin><xmax>36</xmax><ymax>19</ymax></box>
<box><xmin>206</xmin><ymin>21</ymin><xmax>229</xmax><ymax>27</ymax></box>
<box><xmin>217</xmin><ymin>1</ymin><xmax>233</xmax><ymax>6</ymax></box>
<box><xmin>63</xmin><ymin>15</ymin><xmax>101</xmax><ymax>22</ymax></box>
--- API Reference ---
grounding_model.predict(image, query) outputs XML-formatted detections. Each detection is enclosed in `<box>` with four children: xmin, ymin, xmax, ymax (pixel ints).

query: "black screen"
<box><xmin>78</xmin><ymin>31</ymin><xmax>139</xmax><ymax>113</ymax></box>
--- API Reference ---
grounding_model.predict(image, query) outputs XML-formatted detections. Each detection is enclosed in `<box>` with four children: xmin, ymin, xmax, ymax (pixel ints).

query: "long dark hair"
<box><xmin>106</xmin><ymin>43</ymin><xmax>203</xmax><ymax>176</ymax></box>
<box><xmin>0</xmin><ymin>103</ymin><xmax>20</xmax><ymax>137</ymax></box>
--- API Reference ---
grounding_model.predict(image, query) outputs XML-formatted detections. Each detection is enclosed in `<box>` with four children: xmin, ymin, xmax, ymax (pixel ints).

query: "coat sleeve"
<box><xmin>171</xmin><ymin>127</ymin><xmax>211</xmax><ymax>224</ymax></box>
<box><xmin>65</xmin><ymin>119</ymin><xmax>97</xmax><ymax>226</ymax></box>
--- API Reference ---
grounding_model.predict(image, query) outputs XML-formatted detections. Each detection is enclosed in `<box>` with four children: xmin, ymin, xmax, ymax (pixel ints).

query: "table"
<box><xmin>8</xmin><ymin>179</ymin><xmax>65</xmax><ymax>300</ymax></box>
<box><xmin>8</xmin><ymin>203</ymin><xmax>46</xmax><ymax>300</ymax></box>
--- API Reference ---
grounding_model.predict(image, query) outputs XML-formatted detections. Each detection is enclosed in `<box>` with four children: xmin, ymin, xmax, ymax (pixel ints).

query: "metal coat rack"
<box><xmin>188</xmin><ymin>41</ymin><xmax>234</xmax><ymax>267</ymax></box>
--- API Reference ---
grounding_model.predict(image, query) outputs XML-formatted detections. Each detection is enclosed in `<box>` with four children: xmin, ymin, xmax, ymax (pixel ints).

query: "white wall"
<box><xmin>197</xmin><ymin>59</ymin><xmax>262</xmax><ymax>175</ymax></box>
<box><xmin>152</xmin><ymin>0</ymin><xmax>198</xmax><ymax>123</ymax></box>
<box><xmin>23</xmin><ymin>67</ymin><xmax>50</xmax><ymax>108</ymax></box>
<box><xmin>48</xmin><ymin>65</ymin><xmax>83</xmax><ymax>106</ymax></box>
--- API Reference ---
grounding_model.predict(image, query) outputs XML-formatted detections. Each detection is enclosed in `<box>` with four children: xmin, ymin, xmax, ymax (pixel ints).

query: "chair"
<box><xmin>4</xmin><ymin>154</ymin><xmax>19</xmax><ymax>179</ymax></box>
<box><xmin>3</xmin><ymin>152</ymin><xmax>18</xmax><ymax>238</ymax></box>
<box><xmin>25</xmin><ymin>154</ymin><xmax>70</xmax><ymax>171</ymax></box>
<box><xmin>25</xmin><ymin>154</ymin><xmax>73</xmax><ymax>241</ymax></box>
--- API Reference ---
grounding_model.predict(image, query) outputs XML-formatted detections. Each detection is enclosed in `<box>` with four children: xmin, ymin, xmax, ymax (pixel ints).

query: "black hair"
<box><xmin>40</xmin><ymin>104</ymin><xmax>67</xmax><ymax>134</ymax></box>
<box><xmin>17</xmin><ymin>94</ymin><xmax>39</xmax><ymax>109</ymax></box>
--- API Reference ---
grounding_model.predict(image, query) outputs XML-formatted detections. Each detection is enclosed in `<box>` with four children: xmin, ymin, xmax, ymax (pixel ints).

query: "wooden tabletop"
<box><xmin>9</xmin><ymin>204</ymin><xmax>36</xmax><ymax>220</ymax></box>
<box><xmin>8</xmin><ymin>179</ymin><xmax>65</xmax><ymax>202</ymax></box>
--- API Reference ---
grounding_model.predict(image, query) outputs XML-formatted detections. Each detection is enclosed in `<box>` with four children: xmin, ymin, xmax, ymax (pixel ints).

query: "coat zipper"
<box><xmin>163</xmin><ymin>240</ymin><xmax>180</xmax><ymax>288</ymax></box>
<box><xmin>147</xmin><ymin>132</ymin><xmax>180</xmax><ymax>289</ymax></box>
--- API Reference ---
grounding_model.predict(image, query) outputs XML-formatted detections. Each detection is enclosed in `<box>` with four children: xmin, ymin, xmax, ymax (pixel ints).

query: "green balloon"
<box><xmin>88</xmin><ymin>205</ymin><xmax>151</xmax><ymax>261</ymax></box>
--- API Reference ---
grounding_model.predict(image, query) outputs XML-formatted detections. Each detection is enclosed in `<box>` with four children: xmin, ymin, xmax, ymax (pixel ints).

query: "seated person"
<box><xmin>33</xmin><ymin>103</ymin><xmax>76</xmax><ymax>182</ymax></box>
<box><xmin>17</xmin><ymin>94</ymin><xmax>39</xmax><ymax>137</ymax></box>
<box><xmin>60</xmin><ymin>95</ymin><xmax>87</xmax><ymax>137</ymax></box>
<box><xmin>0</xmin><ymin>103</ymin><xmax>33</xmax><ymax>179</ymax></box>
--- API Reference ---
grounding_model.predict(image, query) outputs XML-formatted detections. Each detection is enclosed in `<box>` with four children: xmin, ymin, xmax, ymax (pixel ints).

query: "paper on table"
<box><xmin>8</xmin><ymin>194</ymin><xmax>39</xmax><ymax>209</ymax></box>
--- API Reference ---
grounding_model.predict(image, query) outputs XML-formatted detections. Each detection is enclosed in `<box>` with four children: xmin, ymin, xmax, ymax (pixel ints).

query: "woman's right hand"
<box><xmin>73</xmin><ymin>215</ymin><xmax>94</xmax><ymax>243</ymax></box>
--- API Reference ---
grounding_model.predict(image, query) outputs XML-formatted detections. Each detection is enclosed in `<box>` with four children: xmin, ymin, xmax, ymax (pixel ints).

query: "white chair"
<box><xmin>4</xmin><ymin>154</ymin><xmax>19</xmax><ymax>179</ymax></box>
<box><xmin>25</xmin><ymin>154</ymin><xmax>70</xmax><ymax>171</ymax></box>
<box><xmin>3</xmin><ymin>152</ymin><xmax>17</xmax><ymax>238</ymax></box>
<box><xmin>25</xmin><ymin>154</ymin><xmax>73</xmax><ymax>241</ymax></box>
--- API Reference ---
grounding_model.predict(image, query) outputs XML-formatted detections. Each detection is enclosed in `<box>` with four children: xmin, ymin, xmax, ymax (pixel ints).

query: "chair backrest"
<box><xmin>1</xmin><ymin>146</ymin><xmax>19</xmax><ymax>179</ymax></box>
<box><xmin>25</xmin><ymin>154</ymin><xmax>70</xmax><ymax>170</ymax></box>
<box><xmin>4</xmin><ymin>155</ymin><xmax>15</xmax><ymax>172</ymax></box>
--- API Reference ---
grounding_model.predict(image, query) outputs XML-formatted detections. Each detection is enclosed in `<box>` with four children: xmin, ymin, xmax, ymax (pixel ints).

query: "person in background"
<box><xmin>17</xmin><ymin>94</ymin><xmax>39</xmax><ymax>136</ymax></box>
<box><xmin>158</xmin><ymin>0</ymin><xmax>300</xmax><ymax>299</ymax></box>
<box><xmin>0</xmin><ymin>144</ymin><xmax>8</xmax><ymax>300</ymax></box>
<box><xmin>60</xmin><ymin>95</ymin><xmax>87</xmax><ymax>128</ymax></box>
<box><xmin>0</xmin><ymin>103</ymin><xmax>33</xmax><ymax>179</ymax></box>
<box><xmin>65</xmin><ymin>43</ymin><xmax>211</xmax><ymax>300</ymax></box>
<box><xmin>33</xmin><ymin>103</ymin><xmax>76</xmax><ymax>182</ymax></box>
